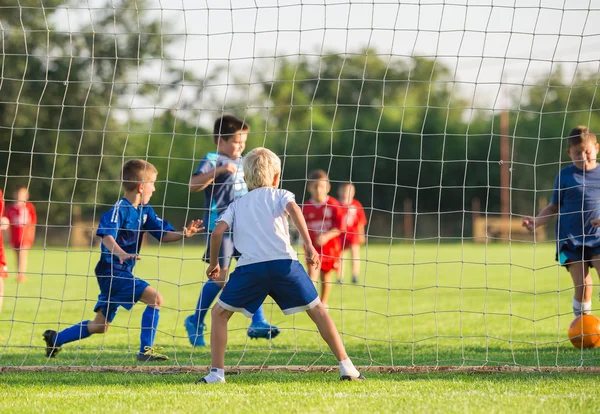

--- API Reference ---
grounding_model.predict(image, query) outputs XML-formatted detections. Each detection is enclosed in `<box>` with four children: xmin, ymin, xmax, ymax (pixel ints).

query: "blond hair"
<box><xmin>121</xmin><ymin>159</ymin><xmax>158</xmax><ymax>191</ymax></box>
<box><xmin>243</xmin><ymin>147</ymin><xmax>281</xmax><ymax>190</ymax></box>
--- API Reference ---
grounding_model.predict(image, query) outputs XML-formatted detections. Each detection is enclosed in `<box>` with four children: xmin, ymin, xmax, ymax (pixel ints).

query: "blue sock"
<box><xmin>55</xmin><ymin>320</ymin><xmax>91</xmax><ymax>347</ymax></box>
<box><xmin>251</xmin><ymin>305</ymin><xmax>268</xmax><ymax>325</ymax></box>
<box><xmin>192</xmin><ymin>280</ymin><xmax>222</xmax><ymax>325</ymax></box>
<box><xmin>139</xmin><ymin>306</ymin><xmax>160</xmax><ymax>354</ymax></box>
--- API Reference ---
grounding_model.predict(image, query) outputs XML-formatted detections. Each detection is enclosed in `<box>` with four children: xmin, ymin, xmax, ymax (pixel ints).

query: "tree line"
<box><xmin>1</xmin><ymin>1</ymin><xmax>599</xmax><ymax>240</ymax></box>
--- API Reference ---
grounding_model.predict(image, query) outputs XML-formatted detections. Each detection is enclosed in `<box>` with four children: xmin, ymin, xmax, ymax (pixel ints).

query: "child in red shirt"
<box><xmin>0</xmin><ymin>189</ymin><xmax>9</xmax><ymax>325</ymax></box>
<box><xmin>6</xmin><ymin>187</ymin><xmax>37</xmax><ymax>283</ymax></box>
<box><xmin>302</xmin><ymin>169</ymin><xmax>345</xmax><ymax>307</ymax></box>
<box><xmin>337</xmin><ymin>182</ymin><xmax>367</xmax><ymax>284</ymax></box>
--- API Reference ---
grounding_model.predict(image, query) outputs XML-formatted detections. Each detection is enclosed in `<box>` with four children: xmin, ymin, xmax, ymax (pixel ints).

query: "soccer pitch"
<box><xmin>1</xmin><ymin>243</ymin><xmax>600</xmax><ymax>412</ymax></box>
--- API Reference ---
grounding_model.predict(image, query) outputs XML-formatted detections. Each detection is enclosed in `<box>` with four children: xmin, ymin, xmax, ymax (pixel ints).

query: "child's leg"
<box><xmin>350</xmin><ymin>244</ymin><xmax>361</xmax><ymax>283</ymax></box>
<box><xmin>210</xmin><ymin>304</ymin><xmax>234</xmax><ymax>369</ymax></box>
<box><xmin>0</xmin><ymin>277</ymin><xmax>4</xmax><ymax>313</ymax></box>
<box><xmin>320</xmin><ymin>270</ymin><xmax>332</xmax><ymax>305</ymax></box>
<box><xmin>16</xmin><ymin>248</ymin><xmax>27</xmax><ymax>283</ymax></box>
<box><xmin>306</xmin><ymin>302</ymin><xmax>362</xmax><ymax>379</ymax></box>
<box><xmin>567</xmin><ymin>261</ymin><xmax>592</xmax><ymax>316</ymax></box>
<box><xmin>53</xmin><ymin>310</ymin><xmax>105</xmax><ymax>347</ymax></box>
<box><xmin>199</xmin><ymin>304</ymin><xmax>233</xmax><ymax>383</ymax></box>
<box><xmin>139</xmin><ymin>286</ymin><xmax>163</xmax><ymax>354</ymax></box>
<box><xmin>338</xmin><ymin>250</ymin><xmax>347</xmax><ymax>283</ymax></box>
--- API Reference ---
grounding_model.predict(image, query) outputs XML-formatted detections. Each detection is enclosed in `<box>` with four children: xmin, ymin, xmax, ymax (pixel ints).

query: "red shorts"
<box><xmin>11</xmin><ymin>237</ymin><xmax>34</xmax><ymax>249</ymax></box>
<box><xmin>316</xmin><ymin>255</ymin><xmax>340</xmax><ymax>274</ymax></box>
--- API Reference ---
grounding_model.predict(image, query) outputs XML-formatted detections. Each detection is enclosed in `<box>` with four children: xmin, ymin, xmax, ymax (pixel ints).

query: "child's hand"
<box><xmin>183</xmin><ymin>219</ymin><xmax>204</xmax><ymax>237</ymax></box>
<box><xmin>522</xmin><ymin>216</ymin><xmax>536</xmax><ymax>232</ymax></box>
<box><xmin>207</xmin><ymin>263</ymin><xmax>220</xmax><ymax>279</ymax></box>
<box><xmin>217</xmin><ymin>163</ymin><xmax>237</xmax><ymax>176</ymax></box>
<box><xmin>592</xmin><ymin>218</ymin><xmax>600</xmax><ymax>228</ymax></box>
<box><xmin>117</xmin><ymin>252</ymin><xmax>139</xmax><ymax>264</ymax></box>
<box><xmin>305</xmin><ymin>244</ymin><xmax>320</xmax><ymax>269</ymax></box>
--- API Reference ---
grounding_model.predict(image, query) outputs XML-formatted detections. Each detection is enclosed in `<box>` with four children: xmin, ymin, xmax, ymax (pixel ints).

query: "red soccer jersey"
<box><xmin>339</xmin><ymin>198</ymin><xmax>367</xmax><ymax>247</ymax></box>
<box><xmin>302</xmin><ymin>196</ymin><xmax>344</xmax><ymax>260</ymax></box>
<box><xmin>6</xmin><ymin>202</ymin><xmax>37</xmax><ymax>248</ymax></box>
<box><xmin>0</xmin><ymin>190</ymin><xmax>6</xmax><ymax>271</ymax></box>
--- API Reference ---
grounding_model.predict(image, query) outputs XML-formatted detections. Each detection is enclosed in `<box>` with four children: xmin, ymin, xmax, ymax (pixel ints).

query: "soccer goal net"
<box><xmin>1</xmin><ymin>0</ymin><xmax>600</xmax><ymax>372</ymax></box>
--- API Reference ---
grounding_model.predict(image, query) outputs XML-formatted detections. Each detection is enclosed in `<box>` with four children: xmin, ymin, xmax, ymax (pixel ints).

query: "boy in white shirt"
<box><xmin>198</xmin><ymin>147</ymin><xmax>365</xmax><ymax>383</ymax></box>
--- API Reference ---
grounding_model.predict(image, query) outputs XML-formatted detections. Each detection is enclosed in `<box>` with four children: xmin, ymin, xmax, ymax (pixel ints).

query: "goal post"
<box><xmin>1</xmin><ymin>0</ymin><xmax>600</xmax><ymax>372</ymax></box>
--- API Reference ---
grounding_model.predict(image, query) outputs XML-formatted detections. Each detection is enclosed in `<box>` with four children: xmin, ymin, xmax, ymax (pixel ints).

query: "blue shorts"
<box><xmin>218</xmin><ymin>259</ymin><xmax>320</xmax><ymax>318</ymax></box>
<box><xmin>202</xmin><ymin>232</ymin><xmax>239</xmax><ymax>269</ymax></box>
<box><xmin>558</xmin><ymin>245</ymin><xmax>600</xmax><ymax>267</ymax></box>
<box><xmin>94</xmin><ymin>272</ymin><xmax>150</xmax><ymax>323</ymax></box>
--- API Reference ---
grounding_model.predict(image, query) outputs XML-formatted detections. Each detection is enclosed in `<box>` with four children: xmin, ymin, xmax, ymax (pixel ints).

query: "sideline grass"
<box><xmin>2</xmin><ymin>371</ymin><xmax>600</xmax><ymax>413</ymax></box>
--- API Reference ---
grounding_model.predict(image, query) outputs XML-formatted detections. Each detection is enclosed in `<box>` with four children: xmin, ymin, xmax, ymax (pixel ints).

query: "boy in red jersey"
<box><xmin>337</xmin><ymin>182</ymin><xmax>367</xmax><ymax>284</ymax></box>
<box><xmin>302</xmin><ymin>169</ymin><xmax>344</xmax><ymax>307</ymax></box>
<box><xmin>0</xmin><ymin>189</ymin><xmax>9</xmax><ymax>335</ymax></box>
<box><xmin>6</xmin><ymin>187</ymin><xmax>37</xmax><ymax>283</ymax></box>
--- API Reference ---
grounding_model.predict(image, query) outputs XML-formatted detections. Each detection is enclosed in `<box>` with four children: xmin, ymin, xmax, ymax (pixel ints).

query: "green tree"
<box><xmin>0</xmin><ymin>0</ymin><xmax>174</xmax><ymax>224</ymax></box>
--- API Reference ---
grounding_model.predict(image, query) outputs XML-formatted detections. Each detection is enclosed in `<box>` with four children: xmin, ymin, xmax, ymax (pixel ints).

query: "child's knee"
<box><xmin>211</xmin><ymin>304</ymin><xmax>232</xmax><ymax>321</ymax></box>
<box><xmin>152</xmin><ymin>293</ymin><xmax>163</xmax><ymax>309</ymax></box>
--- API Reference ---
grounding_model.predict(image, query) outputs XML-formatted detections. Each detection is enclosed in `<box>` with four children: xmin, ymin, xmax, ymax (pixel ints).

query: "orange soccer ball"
<box><xmin>568</xmin><ymin>314</ymin><xmax>600</xmax><ymax>349</ymax></box>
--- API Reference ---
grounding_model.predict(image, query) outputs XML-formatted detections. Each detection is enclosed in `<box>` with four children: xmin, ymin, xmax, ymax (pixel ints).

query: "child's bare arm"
<box><xmin>161</xmin><ymin>219</ymin><xmax>204</xmax><ymax>242</ymax></box>
<box><xmin>315</xmin><ymin>228</ymin><xmax>341</xmax><ymax>246</ymax></box>
<box><xmin>190</xmin><ymin>164</ymin><xmax>237</xmax><ymax>193</ymax></box>
<box><xmin>101</xmin><ymin>235</ymin><xmax>139</xmax><ymax>263</ymax></box>
<box><xmin>207</xmin><ymin>221</ymin><xmax>229</xmax><ymax>279</ymax></box>
<box><xmin>522</xmin><ymin>203</ymin><xmax>558</xmax><ymax>231</ymax></box>
<box><xmin>286</xmin><ymin>201</ymin><xmax>319</xmax><ymax>267</ymax></box>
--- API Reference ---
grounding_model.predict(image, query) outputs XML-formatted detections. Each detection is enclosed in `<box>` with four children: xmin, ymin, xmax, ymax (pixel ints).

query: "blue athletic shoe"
<box><xmin>247</xmin><ymin>321</ymin><xmax>280</xmax><ymax>340</ymax></box>
<box><xmin>184</xmin><ymin>315</ymin><xmax>206</xmax><ymax>347</ymax></box>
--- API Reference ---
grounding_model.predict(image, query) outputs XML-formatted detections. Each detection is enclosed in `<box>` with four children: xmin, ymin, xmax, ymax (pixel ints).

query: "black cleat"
<box><xmin>341</xmin><ymin>374</ymin><xmax>366</xmax><ymax>381</ymax></box>
<box><xmin>42</xmin><ymin>330</ymin><xmax>61</xmax><ymax>358</ymax></box>
<box><xmin>137</xmin><ymin>346</ymin><xmax>169</xmax><ymax>362</ymax></box>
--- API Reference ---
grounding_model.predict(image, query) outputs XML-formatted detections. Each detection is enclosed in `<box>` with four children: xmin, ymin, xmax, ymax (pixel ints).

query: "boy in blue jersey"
<box><xmin>523</xmin><ymin>126</ymin><xmax>600</xmax><ymax>317</ymax></box>
<box><xmin>198</xmin><ymin>147</ymin><xmax>364</xmax><ymax>383</ymax></box>
<box><xmin>42</xmin><ymin>160</ymin><xmax>203</xmax><ymax>361</ymax></box>
<box><xmin>184</xmin><ymin>115</ymin><xmax>279</xmax><ymax>346</ymax></box>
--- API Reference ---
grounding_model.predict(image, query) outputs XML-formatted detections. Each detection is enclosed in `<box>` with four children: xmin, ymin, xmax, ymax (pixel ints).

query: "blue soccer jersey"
<box><xmin>551</xmin><ymin>164</ymin><xmax>600</xmax><ymax>252</ymax></box>
<box><xmin>95</xmin><ymin>198</ymin><xmax>176</xmax><ymax>276</ymax></box>
<box><xmin>194</xmin><ymin>152</ymin><xmax>247</xmax><ymax>231</ymax></box>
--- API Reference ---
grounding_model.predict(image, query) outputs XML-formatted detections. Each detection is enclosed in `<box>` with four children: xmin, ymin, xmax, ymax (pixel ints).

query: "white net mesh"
<box><xmin>1</xmin><ymin>0</ymin><xmax>600</xmax><ymax>370</ymax></box>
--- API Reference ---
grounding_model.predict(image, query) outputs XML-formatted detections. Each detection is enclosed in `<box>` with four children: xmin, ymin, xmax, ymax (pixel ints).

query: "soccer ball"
<box><xmin>568</xmin><ymin>314</ymin><xmax>600</xmax><ymax>349</ymax></box>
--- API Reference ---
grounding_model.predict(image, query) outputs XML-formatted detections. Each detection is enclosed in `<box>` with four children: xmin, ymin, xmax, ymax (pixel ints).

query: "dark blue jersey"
<box><xmin>551</xmin><ymin>164</ymin><xmax>600</xmax><ymax>252</ymax></box>
<box><xmin>95</xmin><ymin>198</ymin><xmax>176</xmax><ymax>276</ymax></box>
<box><xmin>194</xmin><ymin>152</ymin><xmax>247</xmax><ymax>231</ymax></box>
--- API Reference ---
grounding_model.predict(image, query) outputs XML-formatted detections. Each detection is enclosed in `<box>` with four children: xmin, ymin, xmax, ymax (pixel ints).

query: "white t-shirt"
<box><xmin>217</xmin><ymin>187</ymin><xmax>298</xmax><ymax>267</ymax></box>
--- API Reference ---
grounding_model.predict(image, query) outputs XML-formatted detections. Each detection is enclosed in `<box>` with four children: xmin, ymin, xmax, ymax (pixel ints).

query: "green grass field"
<box><xmin>2</xmin><ymin>242</ymin><xmax>600</xmax><ymax>412</ymax></box>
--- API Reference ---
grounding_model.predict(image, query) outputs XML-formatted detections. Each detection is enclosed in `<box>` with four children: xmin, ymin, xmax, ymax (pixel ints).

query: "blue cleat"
<box><xmin>184</xmin><ymin>315</ymin><xmax>206</xmax><ymax>347</ymax></box>
<box><xmin>247</xmin><ymin>321</ymin><xmax>280</xmax><ymax>340</ymax></box>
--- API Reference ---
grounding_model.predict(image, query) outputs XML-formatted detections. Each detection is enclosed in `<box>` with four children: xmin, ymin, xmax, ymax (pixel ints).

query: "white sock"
<box><xmin>203</xmin><ymin>367</ymin><xmax>225</xmax><ymax>383</ymax></box>
<box><xmin>573</xmin><ymin>298</ymin><xmax>582</xmax><ymax>317</ymax></box>
<box><xmin>339</xmin><ymin>358</ymin><xmax>360</xmax><ymax>378</ymax></box>
<box><xmin>582</xmin><ymin>301</ymin><xmax>592</xmax><ymax>315</ymax></box>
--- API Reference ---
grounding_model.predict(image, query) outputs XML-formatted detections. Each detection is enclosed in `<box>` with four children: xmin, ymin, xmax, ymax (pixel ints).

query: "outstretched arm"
<box><xmin>161</xmin><ymin>219</ymin><xmax>204</xmax><ymax>242</ymax></box>
<box><xmin>190</xmin><ymin>164</ymin><xmax>237</xmax><ymax>193</ymax></box>
<box><xmin>286</xmin><ymin>201</ymin><xmax>320</xmax><ymax>268</ymax></box>
<box><xmin>522</xmin><ymin>203</ymin><xmax>558</xmax><ymax>231</ymax></box>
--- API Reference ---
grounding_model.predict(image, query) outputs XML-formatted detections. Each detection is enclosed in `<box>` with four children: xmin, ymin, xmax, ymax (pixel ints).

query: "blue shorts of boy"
<box><xmin>218</xmin><ymin>259</ymin><xmax>320</xmax><ymax>317</ymax></box>
<box><xmin>558</xmin><ymin>245</ymin><xmax>600</xmax><ymax>267</ymax></box>
<box><xmin>94</xmin><ymin>272</ymin><xmax>150</xmax><ymax>323</ymax></box>
<box><xmin>202</xmin><ymin>232</ymin><xmax>240</xmax><ymax>268</ymax></box>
